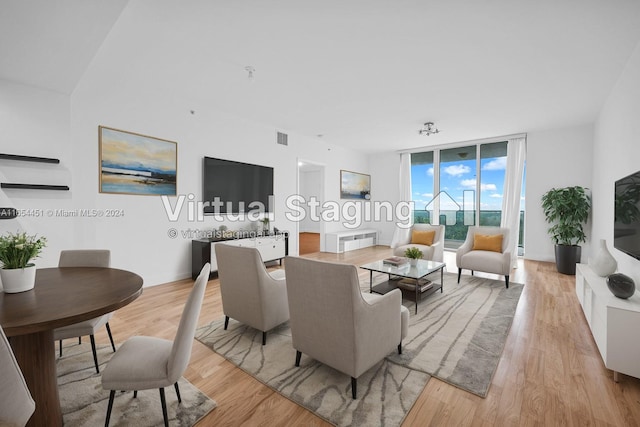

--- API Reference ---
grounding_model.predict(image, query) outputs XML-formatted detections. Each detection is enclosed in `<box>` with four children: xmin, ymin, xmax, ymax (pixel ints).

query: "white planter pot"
<box><xmin>409</xmin><ymin>259</ymin><xmax>418</xmax><ymax>267</ymax></box>
<box><xmin>0</xmin><ymin>264</ymin><xmax>37</xmax><ymax>293</ymax></box>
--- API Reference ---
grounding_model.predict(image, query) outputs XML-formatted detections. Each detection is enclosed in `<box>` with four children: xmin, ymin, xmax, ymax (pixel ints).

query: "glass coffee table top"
<box><xmin>360</xmin><ymin>258</ymin><xmax>446</xmax><ymax>279</ymax></box>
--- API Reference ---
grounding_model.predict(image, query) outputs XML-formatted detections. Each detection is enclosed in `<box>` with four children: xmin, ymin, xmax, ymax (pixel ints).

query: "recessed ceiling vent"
<box><xmin>276</xmin><ymin>131</ymin><xmax>288</xmax><ymax>146</ymax></box>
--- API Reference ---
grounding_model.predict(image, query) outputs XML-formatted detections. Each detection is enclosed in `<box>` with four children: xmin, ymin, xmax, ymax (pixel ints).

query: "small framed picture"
<box><xmin>340</xmin><ymin>170</ymin><xmax>370</xmax><ymax>199</ymax></box>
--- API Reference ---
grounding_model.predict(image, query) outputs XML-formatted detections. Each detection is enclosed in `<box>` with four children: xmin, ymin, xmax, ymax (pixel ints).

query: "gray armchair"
<box><xmin>215</xmin><ymin>243</ymin><xmax>289</xmax><ymax>345</ymax></box>
<box><xmin>391</xmin><ymin>224</ymin><xmax>445</xmax><ymax>262</ymax></box>
<box><xmin>284</xmin><ymin>256</ymin><xmax>409</xmax><ymax>399</ymax></box>
<box><xmin>456</xmin><ymin>226</ymin><xmax>512</xmax><ymax>288</ymax></box>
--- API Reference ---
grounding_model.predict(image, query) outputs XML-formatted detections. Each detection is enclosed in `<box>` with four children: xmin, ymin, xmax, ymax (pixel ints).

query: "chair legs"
<box><xmin>262</xmin><ymin>331</ymin><xmax>267</xmax><ymax>345</ymax></box>
<box><xmin>89</xmin><ymin>334</ymin><xmax>101</xmax><ymax>373</ymax></box>
<box><xmin>105</xmin><ymin>322</ymin><xmax>116</xmax><ymax>352</ymax></box>
<box><xmin>174</xmin><ymin>382</ymin><xmax>181</xmax><ymax>403</ymax></box>
<box><xmin>398</xmin><ymin>343</ymin><xmax>402</xmax><ymax>354</ymax></box>
<box><xmin>105</xmin><ymin>390</ymin><xmax>115</xmax><ymax>427</ymax></box>
<box><xmin>105</xmin><ymin>383</ymin><xmax>182</xmax><ymax>426</ymax></box>
<box><xmin>505</xmin><ymin>275</ymin><xmax>509</xmax><ymax>289</ymax></box>
<box><xmin>295</xmin><ymin>350</ymin><xmax>302</xmax><ymax>367</ymax></box>
<box><xmin>457</xmin><ymin>268</ymin><xmax>462</xmax><ymax>283</ymax></box>
<box><xmin>224</xmin><ymin>316</ymin><xmax>229</xmax><ymax>330</ymax></box>
<box><xmin>159</xmin><ymin>388</ymin><xmax>169</xmax><ymax>427</ymax></box>
<box><xmin>351</xmin><ymin>377</ymin><xmax>357</xmax><ymax>399</ymax></box>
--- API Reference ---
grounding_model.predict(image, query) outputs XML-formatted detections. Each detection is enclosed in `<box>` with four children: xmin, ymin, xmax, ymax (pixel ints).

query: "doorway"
<box><xmin>297</xmin><ymin>160</ymin><xmax>324</xmax><ymax>255</ymax></box>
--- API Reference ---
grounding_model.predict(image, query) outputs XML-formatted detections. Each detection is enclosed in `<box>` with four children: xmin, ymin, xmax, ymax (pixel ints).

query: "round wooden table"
<box><xmin>0</xmin><ymin>267</ymin><xmax>143</xmax><ymax>427</ymax></box>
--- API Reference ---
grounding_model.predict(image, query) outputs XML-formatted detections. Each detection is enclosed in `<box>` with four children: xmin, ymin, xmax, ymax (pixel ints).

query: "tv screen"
<box><xmin>203</xmin><ymin>157</ymin><xmax>273</xmax><ymax>214</ymax></box>
<box><xmin>614</xmin><ymin>169</ymin><xmax>640</xmax><ymax>260</ymax></box>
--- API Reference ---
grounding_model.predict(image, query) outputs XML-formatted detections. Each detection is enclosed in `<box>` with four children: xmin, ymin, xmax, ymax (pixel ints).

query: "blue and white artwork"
<box><xmin>340</xmin><ymin>170</ymin><xmax>370</xmax><ymax>199</ymax></box>
<box><xmin>99</xmin><ymin>126</ymin><xmax>177</xmax><ymax>195</ymax></box>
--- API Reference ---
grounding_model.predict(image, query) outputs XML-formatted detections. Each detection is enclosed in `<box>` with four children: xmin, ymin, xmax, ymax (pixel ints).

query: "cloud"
<box><xmin>427</xmin><ymin>167</ymin><xmax>434</xmax><ymax>176</ymax></box>
<box><xmin>460</xmin><ymin>179</ymin><xmax>476</xmax><ymax>188</ymax></box>
<box><xmin>490</xmin><ymin>193</ymin><xmax>503</xmax><ymax>198</ymax></box>
<box><xmin>443</xmin><ymin>164</ymin><xmax>470</xmax><ymax>176</ymax></box>
<box><xmin>482</xmin><ymin>157</ymin><xmax>507</xmax><ymax>171</ymax></box>
<box><xmin>481</xmin><ymin>183</ymin><xmax>497</xmax><ymax>191</ymax></box>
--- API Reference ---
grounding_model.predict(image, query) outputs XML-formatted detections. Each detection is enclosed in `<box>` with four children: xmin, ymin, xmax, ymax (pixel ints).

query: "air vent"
<box><xmin>276</xmin><ymin>132</ymin><xmax>288</xmax><ymax>146</ymax></box>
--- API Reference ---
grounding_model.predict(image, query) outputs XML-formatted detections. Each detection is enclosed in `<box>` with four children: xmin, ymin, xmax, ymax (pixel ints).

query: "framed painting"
<box><xmin>340</xmin><ymin>170</ymin><xmax>370</xmax><ymax>199</ymax></box>
<box><xmin>99</xmin><ymin>126</ymin><xmax>177</xmax><ymax>195</ymax></box>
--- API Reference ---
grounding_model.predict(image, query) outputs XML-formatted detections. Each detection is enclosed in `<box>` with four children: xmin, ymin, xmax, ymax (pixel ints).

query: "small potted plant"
<box><xmin>541</xmin><ymin>186</ymin><xmax>590</xmax><ymax>275</ymax></box>
<box><xmin>0</xmin><ymin>231</ymin><xmax>47</xmax><ymax>293</ymax></box>
<box><xmin>261</xmin><ymin>217</ymin><xmax>270</xmax><ymax>234</ymax></box>
<box><xmin>404</xmin><ymin>247</ymin><xmax>423</xmax><ymax>266</ymax></box>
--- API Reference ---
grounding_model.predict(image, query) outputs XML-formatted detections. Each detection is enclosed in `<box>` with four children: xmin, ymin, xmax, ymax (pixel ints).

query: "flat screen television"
<box><xmin>614</xmin><ymin>169</ymin><xmax>640</xmax><ymax>260</ymax></box>
<box><xmin>203</xmin><ymin>157</ymin><xmax>273</xmax><ymax>214</ymax></box>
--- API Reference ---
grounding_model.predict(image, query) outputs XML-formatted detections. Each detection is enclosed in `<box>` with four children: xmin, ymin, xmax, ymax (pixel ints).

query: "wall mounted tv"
<box><xmin>614</xmin><ymin>169</ymin><xmax>640</xmax><ymax>260</ymax></box>
<box><xmin>203</xmin><ymin>157</ymin><xmax>274</xmax><ymax>214</ymax></box>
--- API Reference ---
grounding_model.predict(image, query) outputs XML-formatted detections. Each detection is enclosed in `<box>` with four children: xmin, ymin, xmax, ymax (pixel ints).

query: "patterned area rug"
<box><xmin>56</xmin><ymin>342</ymin><xmax>216</xmax><ymax>426</ymax></box>
<box><xmin>195</xmin><ymin>273</ymin><xmax>523</xmax><ymax>426</ymax></box>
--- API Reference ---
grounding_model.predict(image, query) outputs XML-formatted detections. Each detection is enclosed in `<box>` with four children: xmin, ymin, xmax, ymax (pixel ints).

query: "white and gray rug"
<box><xmin>195</xmin><ymin>273</ymin><xmax>523</xmax><ymax>426</ymax></box>
<box><xmin>56</xmin><ymin>342</ymin><xmax>216</xmax><ymax>426</ymax></box>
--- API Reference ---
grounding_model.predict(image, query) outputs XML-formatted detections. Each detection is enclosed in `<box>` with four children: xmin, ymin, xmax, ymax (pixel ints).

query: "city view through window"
<box><xmin>411</xmin><ymin>142</ymin><xmax>525</xmax><ymax>253</ymax></box>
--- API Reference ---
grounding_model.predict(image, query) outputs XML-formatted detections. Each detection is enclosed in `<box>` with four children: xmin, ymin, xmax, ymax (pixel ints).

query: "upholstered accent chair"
<box><xmin>53</xmin><ymin>249</ymin><xmax>114</xmax><ymax>373</ymax></box>
<box><xmin>0</xmin><ymin>325</ymin><xmax>35</xmax><ymax>427</ymax></box>
<box><xmin>456</xmin><ymin>226</ymin><xmax>512</xmax><ymax>288</ymax></box>
<box><xmin>284</xmin><ymin>256</ymin><xmax>409</xmax><ymax>399</ymax></box>
<box><xmin>215</xmin><ymin>243</ymin><xmax>289</xmax><ymax>345</ymax></box>
<box><xmin>101</xmin><ymin>263</ymin><xmax>210</xmax><ymax>427</ymax></box>
<box><xmin>392</xmin><ymin>224</ymin><xmax>445</xmax><ymax>262</ymax></box>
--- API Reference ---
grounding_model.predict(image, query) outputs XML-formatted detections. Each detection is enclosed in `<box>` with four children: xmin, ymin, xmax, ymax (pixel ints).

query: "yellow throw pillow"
<box><xmin>473</xmin><ymin>234</ymin><xmax>503</xmax><ymax>252</ymax></box>
<box><xmin>411</xmin><ymin>230</ymin><xmax>436</xmax><ymax>246</ymax></box>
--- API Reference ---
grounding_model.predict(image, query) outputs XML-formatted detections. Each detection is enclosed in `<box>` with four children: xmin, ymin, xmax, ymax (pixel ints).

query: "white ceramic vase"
<box><xmin>0</xmin><ymin>264</ymin><xmax>37</xmax><ymax>293</ymax></box>
<box><xmin>590</xmin><ymin>239</ymin><xmax>617</xmax><ymax>277</ymax></box>
<box><xmin>409</xmin><ymin>259</ymin><xmax>418</xmax><ymax>267</ymax></box>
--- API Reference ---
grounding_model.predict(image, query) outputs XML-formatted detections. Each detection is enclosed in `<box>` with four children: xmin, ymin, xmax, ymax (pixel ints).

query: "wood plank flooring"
<box><xmin>298</xmin><ymin>232</ymin><xmax>320</xmax><ymax>255</ymax></box>
<box><xmin>96</xmin><ymin>247</ymin><xmax>640</xmax><ymax>426</ymax></box>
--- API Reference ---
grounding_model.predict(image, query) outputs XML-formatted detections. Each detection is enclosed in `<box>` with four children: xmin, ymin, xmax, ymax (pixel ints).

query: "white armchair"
<box><xmin>392</xmin><ymin>224</ymin><xmax>445</xmax><ymax>262</ymax></box>
<box><xmin>284</xmin><ymin>256</ymin><xmax>409</xmax><ymax>399</ymax></box>
<box><xmin>215</xmin><ymin>243</ymin><xmax>289</xmax><ymax>345</ymax></box>
<box><xmin>456</xmin><ymin>226</ymin><xmax>512</xmax><ymax>288</ymax></box>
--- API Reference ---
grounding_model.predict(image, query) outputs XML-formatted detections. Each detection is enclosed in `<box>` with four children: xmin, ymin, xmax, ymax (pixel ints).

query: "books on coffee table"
<box><xmin>383</xmin><ymin>256</ymin><xmax>409</xmax><ymax>266</ymax></box>
<box><xmin>397</xmin><ymin>278</ymin><xmax>433</xmax><ymax>293</ymax></box>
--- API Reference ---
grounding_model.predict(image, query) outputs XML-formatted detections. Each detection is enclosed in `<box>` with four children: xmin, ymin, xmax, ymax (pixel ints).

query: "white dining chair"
<box><xmin>0</xmin><ymin>325</ymin><xmax>35</xmax><ymax>427</ymax></box>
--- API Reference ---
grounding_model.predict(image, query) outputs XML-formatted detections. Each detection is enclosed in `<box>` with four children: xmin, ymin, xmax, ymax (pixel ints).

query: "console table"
<box><xmin>192</xmin><ymin>232</ymin><xmax>288</xmax><ymax>279</ymax></box>
<box><xmin>575</xmin><ymin>263</ymin><xmax>640</xmax><ymax>381</ymax></box>
<box><xmin>325</xmin><ymin>228</ymin><xmax>378</xmax><ymax>253</ymax></box>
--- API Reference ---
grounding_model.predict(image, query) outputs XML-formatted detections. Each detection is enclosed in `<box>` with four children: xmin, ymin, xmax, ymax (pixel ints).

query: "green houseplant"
<box><xmin>0</xmin><ymin>231</ymin><xmax>47</xmax><ymax>293</ymax></box>
<box><xmin>404</xmin><ymin>247</ymin><xmax>423</xmax><ymax>266</ymax></box>
<box><xmin>541</xmin><ymin>186</ymin><xmax>590</xmax><ymax>275</ymax></box>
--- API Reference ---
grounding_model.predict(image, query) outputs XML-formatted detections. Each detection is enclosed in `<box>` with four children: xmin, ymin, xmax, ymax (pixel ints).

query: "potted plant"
<box><xmin>404</xmin><ymin>247</ymin><xmax>423</xmax><ymax>266</ymax></box>
<box><xmin>261</xmin><ymin>217</ymin><xmax>270</xmax><ymax>234</ymax></box>
<box><xmin>541</xmin><ymin>186</ymin><xmax>590</xmax><ymax>275</ymax></box>
<box><xmin>0</xmin><ymin>231</ymin><xmax>47</xmax><ymax>293</ymax></box>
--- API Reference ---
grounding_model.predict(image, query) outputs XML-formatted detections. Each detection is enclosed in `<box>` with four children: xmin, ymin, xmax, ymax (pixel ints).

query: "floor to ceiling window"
<box><xmin>410</xmin><ymin>140</ymin><xmax>525</xmax><ymax>253</ymax></box>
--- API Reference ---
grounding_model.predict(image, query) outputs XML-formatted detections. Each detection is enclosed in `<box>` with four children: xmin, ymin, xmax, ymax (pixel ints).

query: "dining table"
<box><xmin>0</xmin><ymin>267</ymin><xmax>143</xmax><ymax>427</ymax></box>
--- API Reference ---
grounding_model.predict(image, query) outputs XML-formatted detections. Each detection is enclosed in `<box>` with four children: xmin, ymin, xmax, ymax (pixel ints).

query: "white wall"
<box><xmin>0</xmin><ymin>80</ymin><xmax>75</xmax><ymax>269</ymax></box>
<box><xmin>593</xmin><ymin>39</ymin><xmax>640</xmax><ymax>283</ymax></box>
<box><xmin>299</xmin><ymin>170</ymin><xmax>322</xmax><ymax>233</ymax></box>
<box><xmin>524</xmin><ymin>124</ymin><xmax>594</xmax><ymax>262</ymax></box>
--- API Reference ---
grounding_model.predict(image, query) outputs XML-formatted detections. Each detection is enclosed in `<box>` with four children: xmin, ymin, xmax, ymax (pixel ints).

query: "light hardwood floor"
<box><xmin>99</xmin><ymin>247</ymin><xmax>640</xmax><ymax>426</ymax></box>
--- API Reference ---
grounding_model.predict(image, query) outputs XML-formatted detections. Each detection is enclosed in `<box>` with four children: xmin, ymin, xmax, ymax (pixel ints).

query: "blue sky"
<box><xmin>411</xmin><ymin>156</ymin><xmax>524</xmax><ymax>213</ymax></box>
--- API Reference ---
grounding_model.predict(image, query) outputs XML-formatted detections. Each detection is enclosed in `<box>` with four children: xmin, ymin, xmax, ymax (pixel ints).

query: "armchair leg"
<box><xmin>295</xmin><ymin>350</ymin><xmax>302</xmax><ymax>367</ymax></box>
<box><xmin>90</xmin><ymin>334</ymin><xmax>100</xmax><ymax>374</ymax></box>
<box><xmin>262</xmin><ymin>331</ymin><xmax>267</xmax><ymax>345</ymax></box>
<box><xmin>105</xmin><ymin>322</ymin><xmax>116</xmax><ymax>353</ymax></box>
<box><xmin>134</xmin><ymin>391</ymin><xmax>137</xmax><ymax>398</ymax></box>
<box><xmin>351</xmin><ymin>377</ymin><xmax>357</xmax><ymax>399</ymax></box>
<box><xmin>457</xmin><ymin>268</ymin><xmax>462</xmax><ymax>284</ymax></box>
<box><xmin>505</xmin><ymin>275</ymin><xmax>509</xmax><ymax>289</ymax></box>
<box><xmin>224</xmin><ymin>316</ymin><xmax>229</xmax><ymax>330</ymax></box>
<box><xmin>174</xmin><ymin>382</ymin><xmax>181</xmax><ymax>403</ymax></box>
<box><xmin>105</xmin><ymin>390</ymin><xmax>115</xmax><ymax>427</ymax></box>
<box><xmin>159</xmin><ymin>388</ymin><xmax>169</xmax><ymax>427</ymax></box>
<box><xmin>398</xmin><ymin>343</ymin><xmax>402</xmax><ymax>354</ymax></box>
<box><xmin>59</xmin><ymin>339</ymin><xmax>63</xmax><ymax>357</ymax></box>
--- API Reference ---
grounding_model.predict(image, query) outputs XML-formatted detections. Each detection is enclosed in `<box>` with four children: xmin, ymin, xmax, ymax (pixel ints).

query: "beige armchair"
<box><xmin>284</xmin><ymin>256</ymin><xmax>409</xmax><ymax>399</ymax></box>
<box><xmin>215</xmin><ymin>243</ymin><xmax>289</xmax><ymax>345</ymax></box>
<box><xmin>456</xmin><ymin>226</ymin><xmax>512</xmax><ymax>288</ymax></box>
<box><xmin>392</xmin><ymin>224</ymin><xmax>445</xmax><ymax>262</ymax></box>
<box><xmin>0</xmin><ymin>325</ymin><xmax>35</xmax><ymax>427</ymax></box>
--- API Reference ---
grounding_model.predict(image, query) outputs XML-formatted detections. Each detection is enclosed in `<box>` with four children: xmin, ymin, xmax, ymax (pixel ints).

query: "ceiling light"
<box><xmin>244</xmin><ymin>66</ymin><xmax>255</xmax><ymax>81</ymax></box>
<box><xmin>419</xmin><ymin>122</ymin><xmax>440</xmax><ymax>136</ymax></box>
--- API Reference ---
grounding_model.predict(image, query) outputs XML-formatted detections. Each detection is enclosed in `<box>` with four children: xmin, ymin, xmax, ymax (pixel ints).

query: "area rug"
<box><xmin>56</xmin><ymin>342</ymin><xmax>217</xmax><ymax>426</ymax></box>
<box><xmin>195</xmin><ymin>273</ymin><xmax>523</xmax><ymax>426</ymax></box>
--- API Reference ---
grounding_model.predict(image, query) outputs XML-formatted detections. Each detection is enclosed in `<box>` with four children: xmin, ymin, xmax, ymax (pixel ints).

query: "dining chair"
<box><xmin>215</xmin><ymin>243</ymin><xmax>289</xmax><ymax>345</ymax></box>
<box><xmin>54</xmin><ymin>249</ymin><xmax>114</xmax><ymax>373</ymax></box>
<box><xmin>101</xmin><ymin>263</ymin><xmax>211</xmax><ymax>427</ymax></box>
<box><xmin>0</xmin><ymin>325</ymin><xmax>35</xmax><ymax>427</ymax></box>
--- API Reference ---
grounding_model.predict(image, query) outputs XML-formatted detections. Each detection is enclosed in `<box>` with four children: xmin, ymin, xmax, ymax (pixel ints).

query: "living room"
<box><xmin>2</xmin><ymin>1</ymin><xmax>640</xmax><ymax>426</ymax></box>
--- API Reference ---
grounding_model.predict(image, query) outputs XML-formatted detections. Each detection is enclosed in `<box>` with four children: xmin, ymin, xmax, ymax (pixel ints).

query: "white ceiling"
<box><xmin>2</xmin><ymin>0</ymin><xmax>640</xmax><ymax>153</ymax></box>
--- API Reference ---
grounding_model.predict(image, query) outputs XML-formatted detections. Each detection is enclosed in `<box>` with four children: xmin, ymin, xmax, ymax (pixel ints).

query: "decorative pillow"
<box><xmin>473</xmin><ymin>234</ymin><xmax>503</xmax><ymax>252</ymax></box>
<box><xmin>411</xmin><ymin>230</ymin><xmax>436</xmax><ymax>246</ymax></box>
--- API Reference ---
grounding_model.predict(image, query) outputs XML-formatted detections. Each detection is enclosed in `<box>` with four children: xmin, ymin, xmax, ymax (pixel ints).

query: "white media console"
<box><xmin>575</xmin><ymin>263</ymin><xmax>640</xmax><ymax>381</ymax></box>
<box><xmin>325</xmin><ymin>228</ymin><xmax>378</xmax><ymax>253</ymax></box>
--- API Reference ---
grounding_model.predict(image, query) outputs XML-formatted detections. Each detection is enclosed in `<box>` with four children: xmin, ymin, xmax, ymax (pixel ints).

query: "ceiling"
<box><xmin>2</xmin><ymin>0</ymin><xmax>640</xmax><ymax>153</ymax></box>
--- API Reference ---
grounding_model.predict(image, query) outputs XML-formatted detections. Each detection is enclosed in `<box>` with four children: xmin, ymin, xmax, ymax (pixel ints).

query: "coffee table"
<box><xmin>360</xmin><ymin>259</ymin><xmax>446</xmax><ymax>314</ymax></box>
